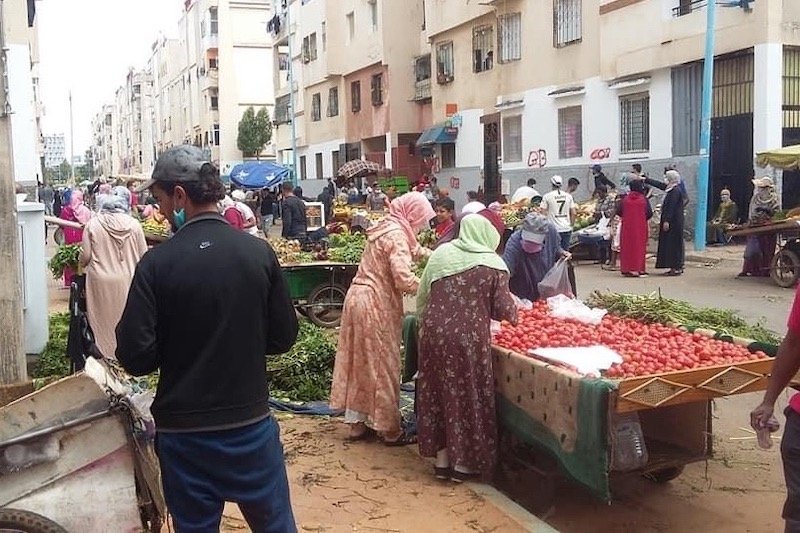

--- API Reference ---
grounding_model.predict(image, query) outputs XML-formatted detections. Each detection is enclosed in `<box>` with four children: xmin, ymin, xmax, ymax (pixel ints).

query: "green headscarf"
<box><xmin>416</xmin><ymin>214</ymin><xmax>508</xmax><ymax>315</ymax></box>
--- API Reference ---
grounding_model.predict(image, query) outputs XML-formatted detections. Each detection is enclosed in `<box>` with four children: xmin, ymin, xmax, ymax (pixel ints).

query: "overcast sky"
<box><xmin>38</xmin><ymin>0</ymin><xmax>184</xmax><ymax>158</ymax></box>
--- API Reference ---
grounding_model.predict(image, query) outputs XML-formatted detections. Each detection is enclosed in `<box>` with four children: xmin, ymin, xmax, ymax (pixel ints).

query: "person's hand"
<box><xmin>750</xmin><ymin>401</ymin><xmax>776</xmax><ymax>433</ymax></box>
<box><xmin>662</xmin><ymin>222</ymin><xmax>670</xmax><ymax>232</ymax></box>
<box><xmin>561</xmin><ymin>250</ymin><xmax>572</xmax><ymax>261</ymax></box>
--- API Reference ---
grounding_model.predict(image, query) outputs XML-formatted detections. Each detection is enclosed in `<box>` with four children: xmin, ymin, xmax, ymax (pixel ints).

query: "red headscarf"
<box><xmin>477</xmin><ymin>209</ymin><xmax>505</xmax><ymax>238</ymax></box>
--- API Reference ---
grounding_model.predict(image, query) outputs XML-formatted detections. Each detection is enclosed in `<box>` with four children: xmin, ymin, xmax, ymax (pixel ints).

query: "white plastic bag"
<box><xmin>538</xmin><ymin>257</ymin><xmax>573</xmax><ymax>299</ymax></box>
<box><xmin>597</xmin><ymin>215</ymin><xmax>611</xmax><ymax>240</ymax></box>
<box><xmin>547</xmin><ymin>294</ymin><xmax>607</xmax><ymax>325</ymax></box>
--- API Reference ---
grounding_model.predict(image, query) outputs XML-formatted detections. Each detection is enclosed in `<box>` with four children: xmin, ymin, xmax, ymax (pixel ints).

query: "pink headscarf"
<box><xmin>70</xmin><ymin>189</ymin><xmax>92</xmax><ymax>224</ymax></box>
<box><xmin>371</xmin><ymin>192</ymin><xmax>435</xmax><ymax>251</ymax></box>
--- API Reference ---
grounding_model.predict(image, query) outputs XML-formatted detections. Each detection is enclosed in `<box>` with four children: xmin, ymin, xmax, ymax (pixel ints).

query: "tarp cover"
<box><xmin>229</xmin><ymin>161</ymin><xmax>290</xmax><ymax>190</ymax></box>
<box><xmin>756</xmin><ymin>145</ymin><xmax>800</xmax><ymax>170</ymax></box>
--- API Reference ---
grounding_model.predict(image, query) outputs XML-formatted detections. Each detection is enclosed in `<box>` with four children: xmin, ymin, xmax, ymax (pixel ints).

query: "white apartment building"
<box><xmin>43</xmin><ymin>133</ymin><xmax>65</xmax><ymax>169</ymax></box>
<box><xmin>113</xmin><ymin>69</ymin><xmax>154</xmax><ymax>176</ymax></box>
<box><xmin>91</xmin><ymin>105</ymin><xmax>114</xmax><ymax>178</ymax></box>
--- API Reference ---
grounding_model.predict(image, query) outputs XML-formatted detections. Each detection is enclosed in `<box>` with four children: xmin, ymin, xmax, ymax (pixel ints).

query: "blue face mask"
<box><xmin>172</xmin><ymin>208</ymin><xmax>186</xmax><ymax>230</ymax></box>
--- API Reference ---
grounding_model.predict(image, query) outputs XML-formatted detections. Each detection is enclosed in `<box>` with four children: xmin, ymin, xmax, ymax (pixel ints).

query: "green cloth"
<box><xmin>757</xmin><ymin>144</ymin><xmax>800</xmax><ymax>170</ymax></box>
<box><xmin>416</xmin><ymin>214</ymin><xmax>508</xmax><ymax>314</ymax></box>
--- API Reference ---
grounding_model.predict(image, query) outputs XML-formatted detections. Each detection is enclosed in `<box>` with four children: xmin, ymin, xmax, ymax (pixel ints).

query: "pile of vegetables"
<box><xmin>48</xmin><ymin>244</ymin><xmax>82</xmax><ymax>279</ymax></box>
<box><xmin>267</xmin><ymin>321</ymin><xmax>338</xmax><ymax>401</ymax></box>
<box><xmin>417</xmin><ymin>229</ymin><xmax>437</xmax><ymax>249</ymax></box>
<box><xmin>32</xmin><ymin>313</ymin><xmax>71</xmax><ymax>381</ymax></box>
<box><xmin>140</xmin><ymin>217</ymin><xmax>170</xmax><ymax>238</ymax></box>
<box><xmin>494</xmin><ymin>300</ymin><xmax>770</xmax><ymax>379</ymax></box>
<box><xmin>270</xmin><ymin>238</ymin><xmax>314</xmax><ymax>265</ymax></box>
<box><xmin>587</xmin><ymin>291</ymin><xmax>781</xmax><ymax>345</ymax></box>
<box><xmin>328</xmin><ymin>231</ymin><xmax>366</xmax><ymax>263</ymax></box>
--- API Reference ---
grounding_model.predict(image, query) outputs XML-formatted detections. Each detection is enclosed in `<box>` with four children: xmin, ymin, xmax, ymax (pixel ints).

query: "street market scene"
<box><xmin>5</xmin><ymin>0</ymin><xmax>800</xmax><ymax>532</ymax></box>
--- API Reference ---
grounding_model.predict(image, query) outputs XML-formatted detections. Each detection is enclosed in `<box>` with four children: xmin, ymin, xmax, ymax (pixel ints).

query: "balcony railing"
<box><xmin>414</xmin><ymin>78</ymin><xmax>432</xmax><ymax>101</ymax></box>
<box><xmin>203</xmin><ymin>33</ymin><xmax>218</xmax><ymax>51</ymax></box>
<box><xmin>201</xmin><ymin>68</ymin><xmax>219</xmax><ymax>92</ymax></box>
<box><xmin>672</xmin><ymin>0</ymin><xmax>751</xmax><ymax>17</ymax></box>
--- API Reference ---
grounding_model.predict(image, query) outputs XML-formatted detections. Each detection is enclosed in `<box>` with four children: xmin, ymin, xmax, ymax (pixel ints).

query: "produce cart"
<box><xmin>726</xmin><ymin>218</ymin><xmax>800</xmax><ymax>287</ymax></box>
<box><xmin>282</xmin><ymin>262</ymin><xmax>358</xmax><ymax>328</ymax></box>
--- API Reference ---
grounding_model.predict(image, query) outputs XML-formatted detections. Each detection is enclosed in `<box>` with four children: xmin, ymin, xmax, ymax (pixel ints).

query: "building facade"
<box><xmin>43</xmin><ymin>133</ymin><xmax>65</xmax><ymax>169</ymax></box>
<box><xmin>91</xmin><ymin>105</ymin><xmax>114</xmax><ymax>178</ymax></box>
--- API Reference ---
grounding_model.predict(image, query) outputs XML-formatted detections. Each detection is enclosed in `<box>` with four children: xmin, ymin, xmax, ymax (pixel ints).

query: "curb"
<box><xmin>466</xmin><ymin>482</ymin><xmax>560</xmax><ymax>533</ymax></box>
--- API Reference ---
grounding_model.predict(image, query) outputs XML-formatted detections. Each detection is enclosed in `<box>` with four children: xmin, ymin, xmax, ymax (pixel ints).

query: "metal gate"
<box><xmin>710</xmin><ymin>114</ymin><xmax>753</xmax><ymax>222</ymax></box>
<box><xmin>483</xmin><ymin>114</ymin><xmax>501</xmax><ymax>202</ymax></box>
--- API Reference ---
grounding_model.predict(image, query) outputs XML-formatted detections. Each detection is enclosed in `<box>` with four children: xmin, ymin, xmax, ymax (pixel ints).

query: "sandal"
<box><xmin>602</xmin><ymin>265</ymin><xmax>619</xmax><ymax>271</ymax></box>
<box><xmin>346</xmin><ymin>427</ymin><xmax>376</xmax><ymax>442</ymax></box>
<box><xmin>383</xmin><ymin>433</ymin><xmax>417</xmax><ymax>447</ymax></box>
<box><xmin>450</xmin><ymin>470</ymin><xmax>478</xmax><ymax>483</ymax></box>
<box><xmin>434</xmin><ymin>466</ymin><xmax>451</xmax><ymax>480</ymax></box>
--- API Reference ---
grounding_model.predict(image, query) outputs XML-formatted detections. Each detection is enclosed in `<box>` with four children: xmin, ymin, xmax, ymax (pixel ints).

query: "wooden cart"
<box><xmin>727</xmin><ymin>219</ymin><xmax>800</xmax><ymax>287</ymax></box>
<box><xmin>492</xmin><ymin>344</ymin><xmax>775</xmax><ymax>503</ymax></box>
<box><xmin>281</xmin><ymin>262</ymin><xmax>358</xmax><ymax>328</ymax></box>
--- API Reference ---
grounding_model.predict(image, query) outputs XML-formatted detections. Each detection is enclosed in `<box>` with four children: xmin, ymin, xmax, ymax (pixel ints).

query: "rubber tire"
<box><xmin>643</xmin><ymin>466</ymin><xmax>685</xmax><ymax>484</ymax></box>
<box><xmin>0</xmin><ymin>508</ymin><xmax>68</xmax><ymax>533</ymax></box>
<box><xmin>53</xmin><ymin>227</ymin><xmax>65</xmax><ymax>246</ymax></box>
<box><xmin>306</xmin><ymin>283</ymin><xmax>348</xmax><ymax>328</ymax></box>
<box><xmin>771</xmin><ymin>249</ymin><xmax>800</xmax><ymax>288</ymax></box>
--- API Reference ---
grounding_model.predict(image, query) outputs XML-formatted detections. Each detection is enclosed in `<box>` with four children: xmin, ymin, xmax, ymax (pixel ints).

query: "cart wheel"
<box><xmin>771</xmin><ymin>250</ymin><xmax>800</xmax><ymax>288</ymax></box>
<box><xmin>0</xmin><ymin>508</ymin><xmax>68</xmax><ymax>533</ymax></box>
<box><xmin>53</xmin><ymin>227</ymin><xmax>64</xmax><ymax>246</ymax></box>
<box><xmin>643</xmin><ymin>466</ymin><xmax>685</xmax><ymax>484</ymax></box>
<box><xmin>306</xmin><ymin>283</ymin><xmax>348</xmax><ymax>328</ymax></box>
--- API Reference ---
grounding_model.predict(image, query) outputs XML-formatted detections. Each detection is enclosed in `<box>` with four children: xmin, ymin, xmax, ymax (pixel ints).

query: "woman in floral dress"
<box><xmin>330</xmin><ymin>192</ymin><xmax>435</xmax><ymax>445</ymax></box>
<box><xmin>416</xmin><ymin>214</ymin><xmax>518</xmax><ymax>481</ymax></box>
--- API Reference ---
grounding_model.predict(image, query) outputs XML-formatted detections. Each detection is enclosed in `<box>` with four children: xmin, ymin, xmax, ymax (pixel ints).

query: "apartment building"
<box><xmin>4</xmin><ymin>0</ymin><xmax>45</xmax><ymax>184</ymax></box>
<box><xmin>423</xmin><ymin>0</ymin><xmax>800</xmax><ymax>219</ymax></box>
<box><xmin>91</xmin><ymin>106</ymin><xmax>114</xmax><ymax>177</ymax></box>
<box><xmin>270</xmin><ymin>0</ymin><xmax>430</xmax><ymax>193</ymax></box>
<box><xmin>43</xmin><ymin>133</ymin><xmax>66</xmax><ymax>169</ymax></box>
<box><xmin>93</xmin><ymin>0</ymin><xmax>274</xmax><ymax>178</ymax></box>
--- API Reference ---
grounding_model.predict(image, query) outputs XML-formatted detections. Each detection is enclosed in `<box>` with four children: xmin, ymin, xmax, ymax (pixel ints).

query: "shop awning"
<box><xmin>416</xmin><ymin>123</ymin><xmax>459</xmax><ymax>147</ymax></box>
<box><xmin>229</xmin><ymin>161</ymin><xmax>290</xmax><ymax>190</ymax></box>
<box><xmin>757</xmin><ymin>145</ymin><xmax>800</xmax><ymax>170</ymax></box>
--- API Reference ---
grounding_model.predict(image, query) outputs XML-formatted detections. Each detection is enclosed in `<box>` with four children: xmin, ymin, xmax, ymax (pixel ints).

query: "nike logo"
<box><xmin>199</xmin><ymin>241</ymin><xmax>212</xmax><ymax>249</ymax></box>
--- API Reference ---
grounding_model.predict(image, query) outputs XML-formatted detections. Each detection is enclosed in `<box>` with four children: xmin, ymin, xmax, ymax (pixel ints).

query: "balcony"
<box><xmin>201</xmin><ymin>68</ymin><xmax>219</xmax><ymax>92</ymax></box>
<box><xmin>203</xmin><ymin>32</ymin><xmax>219</xmax><ymax>51</ymax></box>
<box><xmin>414</xmin><ymin>78</ymin><xmax>431</xmax><ymax>101</ymax></box>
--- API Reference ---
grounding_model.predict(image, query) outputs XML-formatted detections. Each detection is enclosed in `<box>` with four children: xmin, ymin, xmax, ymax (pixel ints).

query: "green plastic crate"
<box><xmin>282</xmin><ymin>267</ymin><xmax>330</xmax><ymax>300</ymax></box>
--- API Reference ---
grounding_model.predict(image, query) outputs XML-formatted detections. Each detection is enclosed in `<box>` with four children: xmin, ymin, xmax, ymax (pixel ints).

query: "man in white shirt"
<box><xmin>541</xmin><ymin>175</ymin><xmax>576</xmax><ymax>251</ymax></box>
<box><xmin>511</xmin><ymin>178</ymin><xmax>540</xmax><ymax>205</ymax></box>
<box><xmin>462</xmin><ymin>190</ymin><xmax>486</xmax><ymax>214</ymax></box>
<box><xmin>231</xmin><ymin>189</ymin><xmax>259</xmax><ymax>236</ymax></box>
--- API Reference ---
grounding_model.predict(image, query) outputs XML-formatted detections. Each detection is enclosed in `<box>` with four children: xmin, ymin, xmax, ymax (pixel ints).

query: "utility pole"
<box><xmin>285</xmin><ymin>0</ymin><xmax>298</xmax><ymax>186</ymax></box>
<box><xmin>69</xmin><ymin>90</ymin><xmax>75</xmax><ymax>181</ymax></box>
<box><xmin>0</xmin><ymin>0</ymin><xmax>32</xmax><ymax>403</ymax></box>
<box><xmin>693</xmin><ymin>0</ymin><xmax>717</xmax><ymax>251</ymax></box>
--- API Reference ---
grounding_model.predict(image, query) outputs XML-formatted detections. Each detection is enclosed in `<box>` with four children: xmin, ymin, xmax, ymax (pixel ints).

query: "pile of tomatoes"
<box><xmin>492</xmin><ymin>301</ymin><xmax>769</xmax><ymax>379</ymax></box>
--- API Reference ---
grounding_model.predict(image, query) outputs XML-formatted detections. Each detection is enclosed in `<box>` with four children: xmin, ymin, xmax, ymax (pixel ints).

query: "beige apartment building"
<box><xmin>424</xmin><ymin>0</ymin><xmax>800</xmax><ymax>217</ymax></box>
<box><xmin>91</xmin><ymin>105</ymin><xmax>115</xmax><ymax>178</ymax></box>
<box><xmin>271</xmin><ymin>0</ymin><xmax>431</xmax><ymax>194</ymax></box>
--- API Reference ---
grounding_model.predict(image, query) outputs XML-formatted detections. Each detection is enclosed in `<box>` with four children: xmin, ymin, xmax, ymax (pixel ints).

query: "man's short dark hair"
<box><xmin>281</xmin><ymin>182</ymin><xmax>294</xmax><ymax>193</ymax></box>
<box><xmin>467</xmin><ymin>190</ymin><xmax>479</xmax><ymax>201</ymax></box>
<box><xmin>527</xmin><ymin>178</ymin><xmax>536</xmax><ymax>187</ymax></box>
<box><xmin>568</xmin><ymin>178</ymin><xmax>580</xmax><ymax>188</ymax></box>
<box><xmin>632</xmin><ymin>163</ymin><xmax>642</xmax><ymax>173</ymax></box>
<box><xmin>154</xmin><ymin>163</ymin><xmax>225</xmax><ymax>204</ymax></box>
<box><xmin>436</xmin><ymin>197</ymin><xmax>455</xmax><ymax>212</ymax></box>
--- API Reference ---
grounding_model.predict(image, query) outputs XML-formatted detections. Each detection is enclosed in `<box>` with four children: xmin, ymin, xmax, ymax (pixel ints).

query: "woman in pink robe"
<box><xmin>60</xmin><ymin>189</ymin><xmax>93</xmax><ymax>287</ymax></box>
<box><xmin>617</xmin><ymin>180</ymin><xmax>653</xmax><ymax>277</ymax></box>
<box><xmin>330</xmin><ymin>192</ymin><xmax>435</xmax><ymax>445</ymax></box>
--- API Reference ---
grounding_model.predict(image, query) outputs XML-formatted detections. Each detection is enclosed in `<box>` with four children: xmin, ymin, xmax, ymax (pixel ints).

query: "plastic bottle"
<box><xmin>612</xmin><ymin>412</ymin><xmax>649</xmax><ymax>471</ymax></box>
<box><xmin>756</xmin><ymin>416</ymin><xmax>780</xmax><ymax>450</ymax></box>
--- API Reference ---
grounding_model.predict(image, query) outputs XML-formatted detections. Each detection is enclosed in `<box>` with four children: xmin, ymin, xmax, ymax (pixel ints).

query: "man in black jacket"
<box><xmin>116</xmin><ymin>145</ymin><xmax>299</xmax><ymax>532</ymax></box>
<box><xmin>281</xmin><ymin>182</ymin><xmax>307</xmax><ymax>240</ymax></box>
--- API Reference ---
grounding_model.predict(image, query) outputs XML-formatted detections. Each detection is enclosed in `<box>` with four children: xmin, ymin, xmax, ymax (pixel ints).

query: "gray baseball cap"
<box><xmin>136</xmin><ymin>145</ymin><xmax>214</xmax><ymax>192</ymax></box>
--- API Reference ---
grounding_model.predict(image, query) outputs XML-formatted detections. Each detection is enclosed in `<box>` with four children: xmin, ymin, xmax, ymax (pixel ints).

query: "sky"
<box><xmin>38</xmin><ymin>0</ymin><xmax>184</xmax><ymax>158</ymax></box>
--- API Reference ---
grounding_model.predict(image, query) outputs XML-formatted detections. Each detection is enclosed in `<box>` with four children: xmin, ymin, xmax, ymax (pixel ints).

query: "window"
<box><xmin>498</xmin><ymin>13</ymin><xmax>522</xmax><ymax>63</ymax></box>
<box><xmin>371</xmin><ymin>74</ymin><xmax>383</xmax><ymax>106</ymax></box>
<box><xmin>415</xmin><ymin>55</ymin><xmax>431</xmax><ymax>82</ymax></box>
<box><xmin>620</xmin><ymin>93</ymin><xmax>650</xmax><ymax>153</ymax></box>
<box><xmin>210</xmin><ymin>95</ymin><xmax>218</xmax><ymax>110</ymax></box>
<box><xmin>441</xmin><ymin>144</ymin><xmax>456</xmax><ymax>169</ymax></box>
<box><xmin>473</xmin><ymin>25</ymin><xmax>494</xmax><ymax>72</ymax></box>
<box><xmin>351</xmin><ymin>81</ymin><xmax>361</xmax><ymax>112</ymax></box>
<box><xmin>315</xmin><ymin>153</ymin><xmax>324</xmax><ymax>179</ymax></box>
<box><xmin>502</xmin><ymin>115</ymin><xmax>522</xmax><ymax>163</ymax></box>
<box><xmin>328</xmin><ymin>87</ymin><xmax>339</xmax><ymax>117</ymax></box>
<box><xmin>436</xmin><ymin>41</ymin><xmax>454</xmax><ymax>83</ymax></box>
<box><xmin>300</xmin><ymin>155</ymin><xmax>307</xmax><ymax>180</ymax></box>
<box><xmin>346</xmin><ymin>12</ymin><xmax>355</xmax><ymax>42</ymax></box>
<box><xmin>557</xmin><ymin>106</ymin><xmax>582</xmax><ymax>159</ymax></box>
<box><xmin>332</xmin><ymin>150</ymin><xmax>340</xmax><ymax>173</ymax></box>
<box><xmin>321</xmin><ymin>21</ymin><xmax>327</xmax><ymax>51</ymax></box>
<box><xmin>209</xmin><ymin>57</ymin><xmax>218</xmax><ymax>69</ymax></box>
<box><xmin>302</xmin><ymin>33</ymin><xmax>318</xmax><ymax>62</ymax></box>
<box><xmin>311</xmin><ymin>92</ymin><xmax>321</xmax><ymax>121</ymax></box>
<box><xmin>554</xmin><ymin>0</ymin><xmax>582</xmax><ymax>48</ymax></box>
<box><xmin>209</xmin><ymin>7</ymin><xmax>218</xmax><ymax>35</ymax></box>
<box><xmin>368</xmin><ymin>0</ymin><xmax>378</xmax><ymax>32</ymax></box>
<box><xmin>275</xmin><ymin>94</ymin><xmax>291</xmax><ymax>124</ymax></box>
<box><xmin>213</xmin><ymin>123</ymin><xmax>220</xmax><ymax>146</ymax></box>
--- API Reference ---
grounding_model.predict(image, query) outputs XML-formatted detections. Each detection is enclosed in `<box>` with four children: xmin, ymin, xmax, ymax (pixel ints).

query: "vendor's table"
<box><xmin>281</xmin><ymin>262</ymin><xmax>358</xmax><ymax>328</ymax></box>
<box><xmin>492</xmin><ymin>345</ymin><xmax>775</xmax><ymax>501</ymax></box>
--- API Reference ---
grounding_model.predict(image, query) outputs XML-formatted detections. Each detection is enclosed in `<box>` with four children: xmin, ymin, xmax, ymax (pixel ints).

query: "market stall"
<box><xmin>726</xmin><ymin>218</ymin><xmax>800</xmax><ymax>287</ymax></box>
<box><xmin>491</xmin><ymin>294</ymin><xmax>780</xmax><ymax>502</ymax></box>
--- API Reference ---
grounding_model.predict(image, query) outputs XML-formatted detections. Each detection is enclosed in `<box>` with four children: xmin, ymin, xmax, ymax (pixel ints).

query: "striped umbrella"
<box><xmin>337</xmin><ymin>159</ymin><xmax>384</xmax><ymax>179</ymax></box>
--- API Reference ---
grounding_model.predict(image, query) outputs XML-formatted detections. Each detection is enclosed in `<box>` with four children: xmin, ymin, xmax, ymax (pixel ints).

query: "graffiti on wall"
<box><xmin>527</xmin><ymin>149</ymin><xmax>548</xmax><ymax>168</ymax></box>
<box><xmin>590</xmin><ymin>148</ymin><xmax>612</xmax><ymax>160</ymax></box>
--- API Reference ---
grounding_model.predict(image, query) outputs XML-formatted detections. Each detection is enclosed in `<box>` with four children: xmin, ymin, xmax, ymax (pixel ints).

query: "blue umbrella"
<box><xmin>229</xmin><ymin>161</ymin><xmax>290</xmax><ymax>190</ymax></box>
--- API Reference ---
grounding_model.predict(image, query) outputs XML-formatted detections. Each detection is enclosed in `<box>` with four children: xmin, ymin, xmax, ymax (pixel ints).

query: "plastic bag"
<box><xmin>547</xmin><ymin>294</ymin><xmax>607</xmax><ymax>325</ymax></box>
<box><xmin>597</xmin><ymin>215</ymin><xmax>611</xmax><ymax>240</ymax></box>
<box><xmin>538</xmin><ymin>257</ymin><xmax>574</xmax><ymax>299</ymax></box>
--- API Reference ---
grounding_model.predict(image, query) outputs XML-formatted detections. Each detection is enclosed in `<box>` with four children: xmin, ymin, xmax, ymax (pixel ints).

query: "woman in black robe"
<box><xmin>655</xmin><ymin>170</ymin><xmax>686</xmax><ymax>276</ymax></box>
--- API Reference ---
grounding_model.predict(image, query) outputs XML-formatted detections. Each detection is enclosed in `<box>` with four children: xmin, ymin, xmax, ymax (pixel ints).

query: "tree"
<box><xmin>82</xmin><ymin>148</ymin><xmax>95</xmax><ymax>179</ymax></box>
<box><xmin>237</xmin><ymin>106</ymin><xmax>273</xmax><ymax>160</ymax></box>
<box><xmin>58</xmin><ymin>159</ymin><xmax>72</xmax><ymax>182</ymax></box>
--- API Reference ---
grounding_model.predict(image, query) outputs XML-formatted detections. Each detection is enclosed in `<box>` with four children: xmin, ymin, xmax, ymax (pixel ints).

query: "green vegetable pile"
<box><xmin>33</xmin><ymin>313</ymin><xmax>71</xmax><ymax>381</ymax></box>
<box><xmin>328</xmin><ymin>231</ymin><xmax>366</xmax><ymax>263</ymax></box>
<box><xmin>48</xmin><ymin>244</ymin><xmax>82</xmax><ymax>279</ymax></box>
<box><xmin>417</xmin><ymin>229</ymin><xmax>437</xmax><ymax>248</ymax></box>
<box><xmin>587</xmin><ymin>291</ymin><xmax>781</xmax><ymax>345</ymax></box>
<box><xmin>267</xmin><ymin>321</ymin><xmax>338</xmax><ymax>402</ymax></box>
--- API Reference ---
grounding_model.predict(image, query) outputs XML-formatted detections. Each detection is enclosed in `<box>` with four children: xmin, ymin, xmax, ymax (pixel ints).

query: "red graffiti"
<box><xmin>590</xmin><ymin>148</ymin><xmax>611</xmax><ymax>160</ymax></box>
<box><xmin>449</xmin><ymin>176</ymin><xmax>460</xmax><ymax>190</ymax></box>
<box><xmin>527</xmin><ymin>149</ymin><xmax>547</xmax><ymax>168</ymax></box>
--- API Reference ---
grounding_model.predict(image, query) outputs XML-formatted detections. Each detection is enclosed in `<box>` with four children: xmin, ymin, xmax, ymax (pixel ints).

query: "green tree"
<box><xmin>58</xmin><ymin>159</ymin><xmax>72</xmax><ymax>182</ymax></box>
<box><xmin>237</xmin><ymin>106</ymin><xmax>273</xmax><ymax>160</ymax></box>
<box><xmin>83</xmin><ymin>148</ymin><xmax>95</xmax><ymax>178</ymax></box>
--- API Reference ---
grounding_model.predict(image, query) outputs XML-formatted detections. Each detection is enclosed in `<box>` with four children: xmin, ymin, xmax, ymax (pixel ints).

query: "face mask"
<box><xmin>172</xmin><ymin>208</ymin><xmax>186</xmax><ymax>230</ymax></box>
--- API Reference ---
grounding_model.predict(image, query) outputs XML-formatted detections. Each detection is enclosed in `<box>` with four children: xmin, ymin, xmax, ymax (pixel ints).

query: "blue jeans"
<box><xmin>559</xmin><ymin>231</ymin><xmax>572</xmax><ymax>251</ymax></box>
<box><xmin>156</xmin><ymin>416</ymin><xmax>296</xmax><ymax>533</ymax></box>
<box><xmin>261</xmin><ymin>215</ymin><xmax>274</xmax><ymax>236</ymax></box>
